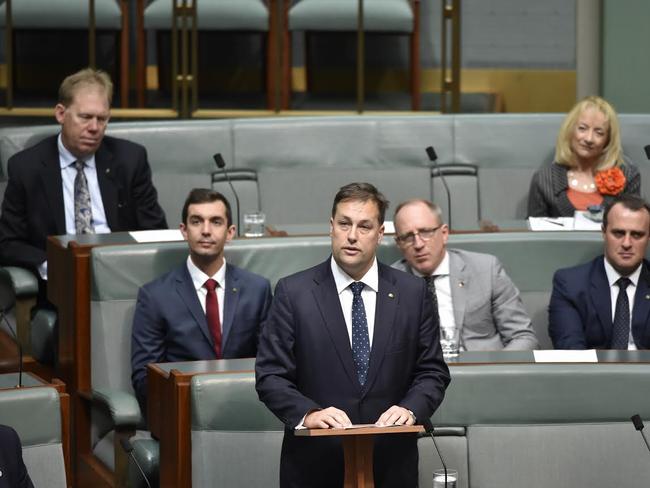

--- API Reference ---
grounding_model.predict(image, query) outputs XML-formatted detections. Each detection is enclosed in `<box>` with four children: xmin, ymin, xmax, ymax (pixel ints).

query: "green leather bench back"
<box><xmin>2</xmin><ymin>114</ymin><xmax>649</xmax><ymax>230</ymax></box>
<box><xmin>0</xmin><ymin>385</ymin><xmax>66</xmax><ymax>488</ymax></box>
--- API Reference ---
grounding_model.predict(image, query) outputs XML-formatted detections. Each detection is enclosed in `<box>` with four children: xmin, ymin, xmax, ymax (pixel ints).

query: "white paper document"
<box><xmin>528</xmin><ymin>217</ymin><xmax>574</xmax><ymax>231</ymax></box>
<box><xmin>573</xmin><ymin>211</ymin><xmax>602</xmax><ymax>231</ymax></box>
<box><xmin>129</xmin><ymin>229</ymin><xmax>184</xmax><ymax>243</ymax></box>
<box><xmin>533</xmin><ymin>349</ymin><xmax>598</xmax><ymax>363</ymax></box>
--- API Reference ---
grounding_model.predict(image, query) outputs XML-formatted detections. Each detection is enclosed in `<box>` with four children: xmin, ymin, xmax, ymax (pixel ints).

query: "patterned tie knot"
<box><xmin>350</xmin><ymin>281</ymin><xmax>365</xmax><ymax>297</ymax></box>
<box><xmin>617</xmin><ymin>277</ymin><xmax>631</xmax><ymax>291</ymax></box>
<box><xmin>75</xmin><ymin>160</ymin><xmax>85</xmax><ymax>171</ymax></box>
<box><xmin>204</xmin><ymin>279</ymin><xmax>218</xmax><ymax>292</ymax></box>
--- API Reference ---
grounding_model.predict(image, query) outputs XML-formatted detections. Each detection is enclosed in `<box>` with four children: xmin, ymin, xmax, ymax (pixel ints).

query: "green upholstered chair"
<box><xmin>0</xmin><ymin>0</ymin><xmax>130</xmax><ymax>108</ymax></box>
<box><xmin>0</xmin><ymin>382</ymin><xmax>68</xmax><ymax>488</ymax></box>
<box><xmin>283</xmin><ymin>0</ymin><xmax>421</xmax><ymax>110</ymax></box>
<box><xmin>136</xmin><ymin>0</ymin><xmax>278</xmax><ymax>109</ymax></box>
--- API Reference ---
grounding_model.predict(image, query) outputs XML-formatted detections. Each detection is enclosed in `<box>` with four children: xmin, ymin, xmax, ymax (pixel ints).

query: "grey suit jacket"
<box><xmin>393</xmin><ymin>249</ymin><xmax>539</xmax><ymax>350</ymax></box>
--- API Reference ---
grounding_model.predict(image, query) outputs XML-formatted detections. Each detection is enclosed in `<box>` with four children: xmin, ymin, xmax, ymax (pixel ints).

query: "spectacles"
<box><xmin>395</xmin><ymin>226</ymin><xmax>442</xmax><ymax>246</ymax></box>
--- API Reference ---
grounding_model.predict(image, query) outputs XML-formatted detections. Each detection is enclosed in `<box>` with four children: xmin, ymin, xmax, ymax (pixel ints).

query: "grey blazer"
<box><xmin>393</xmin><ymin>248</ymin><xmax>539</xmax><ymax>350</ymax></box>
<box><xmin>527</xmin><ymin>160</ymin><xmax>640</xmax><ymax>217</ymax></box>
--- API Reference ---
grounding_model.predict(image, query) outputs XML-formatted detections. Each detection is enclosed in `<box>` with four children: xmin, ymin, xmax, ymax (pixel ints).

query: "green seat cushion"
<box><xmin>144</xmin><ymin>0</ymin><xmax>268</xmax><ymax>31</ymax></box>
<box><xmin>290</xmin><ymin>0</ymin><xmax>414</xmax><ymax>32</ymax></box>
<box><xmin>0</xmin><ymin>0</ymin><xmax>122</xmax><ymax>29</ymax></box>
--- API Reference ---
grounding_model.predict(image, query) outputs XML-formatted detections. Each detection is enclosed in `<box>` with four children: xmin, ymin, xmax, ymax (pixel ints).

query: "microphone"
<box><xmin>422</xmin><ymin>418</ymin><xmax>450</xmax><ymax>487</ymax></box>
<box><xmin>644</xmin><ymin>145</ymin><xmax>650</xmax><ymax>160</ymax></box>
<box><xmin>119</xmin><ymin>437</ymin><xmax>153</xmax><ymax>488</ymax></box>
<box><xmin>426</xmin><ymin>146</ymin><xmax>453</xmax><ymax>230</ymax></box>
<box><xmin>631</xmin><ymin>414</ymin><xmax>650</xmax><ymax>455</ymax></box>
<box><xmin>213</xmin><ymin>153</ymin><xmax>241</xmax><ymax>237</ymax></box>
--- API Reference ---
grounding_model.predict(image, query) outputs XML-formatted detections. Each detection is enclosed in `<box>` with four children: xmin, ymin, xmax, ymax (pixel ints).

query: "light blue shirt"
<box><xmin>58</xmin><ymin>133</ymin><xmax>110</xmax><ymax>235</ymax></box>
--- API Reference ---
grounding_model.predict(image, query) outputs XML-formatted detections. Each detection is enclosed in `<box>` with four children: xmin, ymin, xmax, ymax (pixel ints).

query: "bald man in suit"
<box><xmin>392</xmin><ymin>199</ymin><xmax>538</xmax><ymax>351</ymax></box>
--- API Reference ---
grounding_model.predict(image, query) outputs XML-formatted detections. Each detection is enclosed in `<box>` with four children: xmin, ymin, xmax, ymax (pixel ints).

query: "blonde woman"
<box><xmin>528</xmin><ymin>96</ymin><xmax>640</xmax><ymax>217</ymax></box>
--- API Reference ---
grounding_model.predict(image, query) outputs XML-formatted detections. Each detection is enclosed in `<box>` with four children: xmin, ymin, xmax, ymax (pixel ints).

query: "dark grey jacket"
<box><xmin>527</xmin><ymin>160</ymin><xmax>640</xmax><ymax>217</ymax></box>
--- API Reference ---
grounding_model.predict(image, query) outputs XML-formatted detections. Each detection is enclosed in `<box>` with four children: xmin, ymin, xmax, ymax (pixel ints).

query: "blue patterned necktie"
<box><xmin>74</xmin><ymin>160</ymin><xmax>95</xmax><ymax>234</ymax></box>
<box><xmin>424</xmin><ymin>275</ymin><xmax>441</xmax><ymax>326</ymax></box>
<box><xmin>611</xmin><ymin>277</ymin><xmax>631</xmax><ymax>349</ymax></box>
<box><xmin>350</xmin><ymin>281</ymin><xmax>370</xmax><ymax>385</ymax></box>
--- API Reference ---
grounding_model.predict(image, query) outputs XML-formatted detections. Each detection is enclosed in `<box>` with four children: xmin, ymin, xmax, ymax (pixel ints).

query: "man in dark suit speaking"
<box><xmin>550</xmin><ymin>194</ymin><xmax>650</xmax><ymax>349</ymax></box>
<box><xmin>131</xmin><ymin>189</ymin><xmax>272</xmax><ymax>413</ymax></box>
<box><xmin>256</xmin><ymin>182</ymin><xmax>450</xmax><ymax>488</ymax></box>
<box><xmin>0</xmin><ymin>68</ymin><xmax>167</xmax><ymax>290</ymax></box>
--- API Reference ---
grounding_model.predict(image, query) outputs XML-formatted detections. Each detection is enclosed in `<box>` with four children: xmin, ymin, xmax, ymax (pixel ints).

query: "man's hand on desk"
<box><xmin>304</xmin><ymin>407</ymin><xmax>352</xmax><ymax>429</ymax></box>
<box><xmin>375</xmin><ymin>405</ymin><xmax>415</xmax><ymax>427</ymax></box>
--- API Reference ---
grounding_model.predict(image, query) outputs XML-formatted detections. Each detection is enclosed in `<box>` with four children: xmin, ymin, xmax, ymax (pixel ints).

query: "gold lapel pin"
<box><xmin>388</xmin><ymin>292</ymin><xmax>395</xmax><ymax>299</ymax></box>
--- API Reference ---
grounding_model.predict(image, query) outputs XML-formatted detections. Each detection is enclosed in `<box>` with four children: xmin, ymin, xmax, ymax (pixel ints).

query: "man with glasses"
<box><xmin>392</xmin><ymin>199</ymin><xmax>538</xmax><ymax>351</ymax></box>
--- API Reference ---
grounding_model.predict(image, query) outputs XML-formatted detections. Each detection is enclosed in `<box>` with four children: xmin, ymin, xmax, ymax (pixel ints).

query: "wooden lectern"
<box><xmin>295</xmin><ymin>424</ymin><xmax>424</xmax><ymax>488</ymax></box>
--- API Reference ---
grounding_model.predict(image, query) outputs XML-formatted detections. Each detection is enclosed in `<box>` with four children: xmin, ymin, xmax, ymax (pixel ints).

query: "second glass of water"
<box><xmin>243</xmin><ymin>211</ymin><xmax>266</xmax><ymax>237</ymax></box>
<box><xmin>440</xmin><ymin>327</ymin><xmax>460</xmax><ymax>360</ymax></box>
<box><xmin>433</xmin><ymin>468</ymin><xmax>458</xmax><ymax>488</ymax></box>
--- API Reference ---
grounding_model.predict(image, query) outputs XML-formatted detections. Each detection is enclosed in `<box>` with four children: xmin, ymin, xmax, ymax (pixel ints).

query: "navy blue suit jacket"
<box><xmin>0</xmin><ymin>134</ymin><xmax>167</xmax><ymax>273</ymax></box>
<box><xmin>0</xmin><ymin>425</ymin><xmax>33</xmax><ymax>488</ymax></box>
<box><xmin>255</xmin><ymin>259</ymin><xmax>450</xmax><ymax>488</ymax></box>
<box><xmin>549</xmin><ymin>256</ymin><xmax>650</xmax><ymax>349</ymax></box>
<box><xmin>131</xmin><ymin>262</ymin><xmax>272</xmax><ymax>410</ymax></box>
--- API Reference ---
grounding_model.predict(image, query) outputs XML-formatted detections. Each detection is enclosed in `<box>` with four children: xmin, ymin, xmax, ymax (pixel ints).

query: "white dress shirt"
<box><xmin>603</xmin><ymin>258</ymin><xmax>641</xmax><ymax>350</ymax></box>
<box><xmin>410</xmin><ymin>252</ymin><xmax>457</xmax><ymax>330</ymax></box>
<box><xmin>330</xmin><ymin>256</ymin><xmax>379</xmax><ymax>348</ymax></box>
<box><xmin>186</xmin><ymin>256</ymin><xmax>226</xmax><ymax>326</ymax></box>
<box><xmin>58</xmin><ymin>133</ymin><xmax>110</xmax><ymax>235</ymax></box>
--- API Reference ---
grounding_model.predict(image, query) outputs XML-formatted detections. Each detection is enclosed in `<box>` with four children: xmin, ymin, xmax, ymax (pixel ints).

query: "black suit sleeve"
<box><xmin>548</xmin><ymin>269</ymin><xmax>588</xmax><ymax>349</ymax></box>
<box><xmin>127</xmin><ymin>145</ymin><xmax>167</xmax><ymax>230</ymax></box>
<box><xmin>0</xmin><ymin>155</ymin><xmax>47</xmax><ymax>270</ymax></box>
<box><xmin>527</xmin><ymin>169</ymin><xmax>551</xmax><ymax>218</ymax></box>
<box><xmin>255</xmin><ymin>278</ymin><xmax>322</xmax><ymax>428</ymax></box>
<box><xmin>396</xmin><ymin>278</ymin><xmax>451</xmax><ymax>422</ymax></box>
<box><xmin>0</xmin><ymin>425</ymin><xmax>34</xmax><ymax>488</ymax></box>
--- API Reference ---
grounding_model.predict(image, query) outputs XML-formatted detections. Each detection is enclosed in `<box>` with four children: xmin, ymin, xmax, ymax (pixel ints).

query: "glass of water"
<box><xmin>243</xmin><ymin>212</ymin><xmax>266</xmax><ymax>237</ymax></box>
<box><xmin>433</xmin><ymin>468</ymin><xmax>458</xmax><ymax>488</ymax></box>
<box><xmin>440</xmin><ymin>327</ymin><xmax>460</xmax><ymax>360</ymax></box>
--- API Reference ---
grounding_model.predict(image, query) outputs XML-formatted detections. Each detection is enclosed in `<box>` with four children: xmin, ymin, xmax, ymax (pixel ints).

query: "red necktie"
<box><xmin>204</xmin><ymin>279</ymin><xmax>222</xmax><ymax>358</ymax></box>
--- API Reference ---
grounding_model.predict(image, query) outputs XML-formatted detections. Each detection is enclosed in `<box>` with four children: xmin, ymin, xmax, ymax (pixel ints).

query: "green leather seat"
<box><xmin>0</xmin><ymin>384</ymin><xmax>67</xmax><ymax>488</ymax></box>
<box><xmin>144</xmin><ymin>0</ymin><xmax>269</xmax><ymax>30</ymax></box>
<box><xmin>139</xmin><ymin>0</ymin><xmax>276</xmax><ymax>109</ymax></box>
<box><xmin>290</xmin><ymin>0</ymin><xmax>414</xmax><ymax>32</ymax></box>
<box><xmin>284</xmin><ymin>0</ymin><xmax>421</xmax><ymax>110</ymax></box>
<box><xmin>0</xmin><ymin>0</ymin><xmax>122</xmax><ymax>28</ymax></box>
